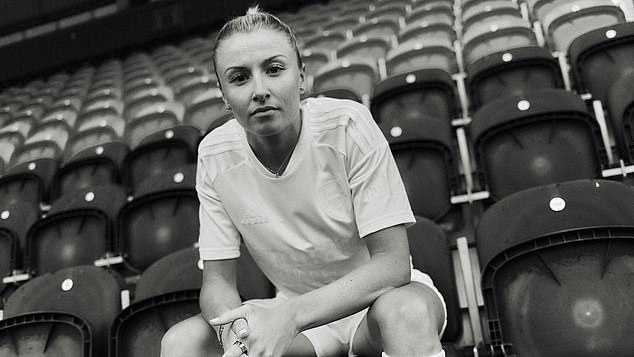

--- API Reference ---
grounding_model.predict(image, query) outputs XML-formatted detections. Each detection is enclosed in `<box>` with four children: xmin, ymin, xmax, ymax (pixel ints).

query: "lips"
<box><xmin>251</xmin><ymin>106</ymin><xmax>278</xmax><ymax>116</ymax></box>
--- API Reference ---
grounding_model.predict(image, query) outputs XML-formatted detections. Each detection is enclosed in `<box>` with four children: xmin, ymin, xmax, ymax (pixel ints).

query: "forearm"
<box><xmin>283</xmin><ymin>249</ymin><xmax>410</xmax><ymax>332</ymax></box>
<box><xmin>199</xmin><ymin>278</ymin><xmax>243</xmax><ymax>322</ymax></box>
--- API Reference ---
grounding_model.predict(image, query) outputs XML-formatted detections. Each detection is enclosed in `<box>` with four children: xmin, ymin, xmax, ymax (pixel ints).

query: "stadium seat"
<box><xmin>477</xmin><ymin>179</ymin><xmax>634</xmax><ymax>356</ymax></box>
<box><xmin>124</xmin><ymin>85</ymin><xmax>174</xmax><ymax>122</ymax></box>
<box><xmin>322</xmin><ymin>16</ymin><xmax>361</xmax><ymax>33</ymax></box>
<box><xmin>407</xmin><ymin>215</ymin><xmax>461</xmax><ymax>342</ymax></box>
<box><xmin>24</xmin><ymin>184</ymin><xmax>128</xmax><ymax>276</ymax></box>
<box><xmin>336</xmin><ymin>35</ymin><xmax>391</xmax><ymax>71</ymax></box>
<box><xmin>461</xmin><ymin>0</ymin><xmax>521</xmax><ymax>33</ymax></box>
<box><xmin>0</xmin><ymin>202</ymin><xmax>39</xmax><ymax>282</ymax></box>
<box><xmin>365</xmin><ymin>3</ymin><xmax>407</xmax><ymax>22</ymax></box>
<box><xmin>303</xmin><ymin>30</ymin><xmax>349</xmax><ymax>55</ymax></box>
<box><xmin>23</xmin><ymin>119</ymin><xmax>73</xmax><ymax>154</ymax></box>
<box><xmin>0</xmin><ymin>158</ymin><xmax>58</xmax><ymax>207</ymax></box>
<box><xmin>51</xmin><ymin>128</ymin><xmax>128</xmax><ymax>200</ymax></box>
<box><xmin>466</xmin><ymin>46</ymin><xmax>564</xmax><ymax>111</ymax></box>
<box><xmin>183</xmin><ymin>88</ymin><xmax>228</xmax><ymax>133</ymax></box>
<box><xmin>41</xmin><ymin>100</ymin><xmax>80</xmax><ymax>127</ymax></box>
<box><xmin>386</xmin><ymin>40</ymin><xmax>457</xmax><ymax>76</ymax></box>
<box><xmin>462</xmin><ymin>19</ymin><xmax>536</xmax><ymax>66</ymax></box>
<box><xmin>110</xmin><ymin>245</ymin><xmax>274</xmax><ymax>357</ymax></box>
<box><xmin>470</xmin><ymin>89</ymin><xmax>605</xmax><ymax>201</ymax></box>
<box><xmin>124</xmin><ymin>102</ymin><xmax>184</xmax><ymax>150</ymax></box>
<box><xmin>82</xmin><ymin>88</ymin><xmax>123</xmax><ymax>114</ymax></box>
<box><xmin>174</xmin><ymin>75</ymin><xmax>218</xmax><ymax>107</ymax></box>
<box><xmin>2</xmin><ymin>265</ymin><xmax>125</xmax><ymax>357</ymax></box>
<box><xmin>352</xmin><ymin>17</ymin><xmax>400</xmax><ymax>39</ymax></box>
<box><xmin>0</xmin><ymin>131</ymin><xmax>23</xmax><ymax>171</ymax></box>
<box><xmin>542</xmin><ymin>0</ymin><xmax>625</xmax><ymax>53</ymax></box>
<box><xmin>123</xmin><ymin>123</ymin><xmax>199</xmax><ymax>191</ymax></box>
<box><xmin>312</xmin><ymin>58</ymin><xmax>378</xmax><ymax>103</ymax></box>
<box><xmin>378</xmin><ymin>117</ymin><xmax>457</xmax><ymax>221</ymax></box>
<box><xmin>398</xmin><ymin>22</ymin><xmax>456</xmax><ymax>47</ymax></box>
<box><xmin>117</xmin><ymin>165</ymin><xmax>199</xmax><ymax>274</ymax></box>
<box><xmin>164</xmin><ymin>66</ymin><xmax>205</xmax><ymax>95</ymax></box>
<box><xmin>372</xmin><ymin>68</ymin><xmax>459</xmax><ymax>125</ymax></box>
<box><xmin>569</xmin><ymin>22</ymin><xmax>634</xmax><ymax>104</ymax></box>
<box><xmin>406</xmin><ymin>2</ymin><xmax>454</xmax><ymax>26</ymax></box>
<box><xmin>77</xmin><ymin>104</ymin><xmax>125</xmax><ymax>138</ymax></box>
<box><xmin>0</xmin><ymin>110</ymin><xmax>37</xmax><ymax>139</ymax></box>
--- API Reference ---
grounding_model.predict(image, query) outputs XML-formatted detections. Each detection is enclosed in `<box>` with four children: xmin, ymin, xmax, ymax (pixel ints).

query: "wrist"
<box><xmin>278</xmin><ymin>299</ymin><xmax>302</xmax><ymax>334</ymax></box>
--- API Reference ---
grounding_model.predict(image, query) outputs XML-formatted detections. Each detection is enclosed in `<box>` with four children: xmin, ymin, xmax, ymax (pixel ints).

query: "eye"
<box><xmin>267</xmin><ymin>64</ymin><xmax>286</xmax><ymax>75</ymax></box>
<box><xmin>229</xmin><ymin>72</ymin><xmax>249</xmax><ymax>84</ymax></box>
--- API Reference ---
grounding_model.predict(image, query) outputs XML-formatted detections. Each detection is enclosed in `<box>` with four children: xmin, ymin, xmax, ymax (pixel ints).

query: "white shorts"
<box><xmin>244</xmin><ymin>269</ymin><xmax>447</xmax><ymax>357</ymax></box>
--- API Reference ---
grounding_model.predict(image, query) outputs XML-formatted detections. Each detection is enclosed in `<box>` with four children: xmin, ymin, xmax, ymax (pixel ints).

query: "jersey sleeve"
<box><xmin>196</xmin><ymin>156</ymin><xmax>242</xmax><ymax>260</ymax></box>
<box><xmin>345</xmin><ymin>102</ymin><xmax>416</xmax><ymax>238</ymax></box>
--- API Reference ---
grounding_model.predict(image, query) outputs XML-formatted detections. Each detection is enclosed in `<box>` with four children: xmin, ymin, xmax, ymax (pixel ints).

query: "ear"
<box><xmin>299</xmin><ymin>63</ymin><xmax>307</xmax><ymax>94</ymax></box>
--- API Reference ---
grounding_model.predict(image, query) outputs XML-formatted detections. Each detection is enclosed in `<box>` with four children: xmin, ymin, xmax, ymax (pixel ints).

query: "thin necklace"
<box><xmin>253</xmin><ymin>122</ymin><xmax>301</xmax><ymax>177</ymax></box>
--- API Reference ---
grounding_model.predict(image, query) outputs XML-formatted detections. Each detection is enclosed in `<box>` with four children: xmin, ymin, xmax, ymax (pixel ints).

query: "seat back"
<box><xmin>477</xmin><ymin>179</ymin><xmax>634</xmax><ymax>356</ymax></box>
<box><xmin>471</xmin><ymin>89</ymin><xmax>604</xmax><ymax>200</ymax></box>
<box><xmin>117</xmin><ymin>165</ymin><xmax>199</xmax><ymax>273</ymax></box>
<box><xmin>3</xmin><ymin>265</ymin><xmax>125</xmax><ymax>357</ymax></box>
<box><xmin>25</xmin><ymin>184</ymin><xmax>128</xmax><ymax>275</ymax></box>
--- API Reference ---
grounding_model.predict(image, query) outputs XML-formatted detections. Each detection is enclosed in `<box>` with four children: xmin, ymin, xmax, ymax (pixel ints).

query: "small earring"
<box><xmin>299</xmin><ymin>87</ymin><xmax>305</xmax><ymax>95</ymax></box>
<box><xmin>224</xmin><ymin>103</ymin><xmax>231</xmax><ymax>111</ymax></box>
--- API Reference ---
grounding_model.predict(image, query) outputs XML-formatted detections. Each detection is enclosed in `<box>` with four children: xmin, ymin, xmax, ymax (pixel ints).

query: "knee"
<box><xmin>368</xmin><ymin>289</ymin><xmax>438</xmax><ymax>332</ymax></box>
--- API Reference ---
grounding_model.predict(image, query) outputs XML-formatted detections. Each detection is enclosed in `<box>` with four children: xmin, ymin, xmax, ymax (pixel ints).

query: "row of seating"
<box><xmin>0</xmin><ymin>165</ymin><xmax>199</xmax><ymax>286</ymax></box>
<box><xmin>2</xmin><ymin>177</ymin><xmax>633</xmax><ymax>356</ymax></box>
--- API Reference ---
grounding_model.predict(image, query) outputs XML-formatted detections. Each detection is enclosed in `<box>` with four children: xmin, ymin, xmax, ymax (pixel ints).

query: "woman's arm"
<box><xmin>200</xmin><ymin>259</ymin><xmax>245</xmax><ymax>347</ymax></box>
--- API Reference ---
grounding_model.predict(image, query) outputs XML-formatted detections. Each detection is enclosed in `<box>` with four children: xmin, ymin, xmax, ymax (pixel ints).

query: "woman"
<box><xmin>161</xmin><ymin>6</ymin><xmax>447</xmax><ymax>357</ymax></box>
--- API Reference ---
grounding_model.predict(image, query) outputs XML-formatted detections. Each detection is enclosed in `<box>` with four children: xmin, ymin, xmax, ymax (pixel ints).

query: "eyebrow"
<box><xmin>223</xmin><ymin>55</ymin><xmax>289</xmax><ymax>75</ymax></box>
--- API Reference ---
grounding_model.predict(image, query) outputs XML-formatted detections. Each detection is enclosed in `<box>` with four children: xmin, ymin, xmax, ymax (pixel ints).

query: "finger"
<box><xmin>221</xmin><ymin>343</ymin><xmax>243</xmax><ymax>357</ymax></box>
<box><xmin>210</xmin><ymin>305</ymin><xmax>249</xmax><ymax>326</ymax></box>
<box><xmin>231</xmin><ymin>318</ymin><xmax>249</xmax><ymax>338</ymax></box>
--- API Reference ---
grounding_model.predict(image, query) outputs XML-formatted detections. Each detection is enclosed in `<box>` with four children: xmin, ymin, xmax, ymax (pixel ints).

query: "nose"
<box><xmin>252</xmin><ymin>73</ymin><xmax>270</xmax><ymax>102</ymax></box>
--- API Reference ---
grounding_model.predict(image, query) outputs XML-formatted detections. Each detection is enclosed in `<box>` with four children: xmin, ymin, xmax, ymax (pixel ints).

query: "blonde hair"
<box><xmin>211</xmin><ymin>5</ymin><xmax>303</xmax><ymax>86</ymax></box>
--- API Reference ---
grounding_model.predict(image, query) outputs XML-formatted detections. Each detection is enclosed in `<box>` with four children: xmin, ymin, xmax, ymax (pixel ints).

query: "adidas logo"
<box><xmin>240</xmin><ymin>212</ymin><xmax>267</xmax><ymax>225</ymax></box>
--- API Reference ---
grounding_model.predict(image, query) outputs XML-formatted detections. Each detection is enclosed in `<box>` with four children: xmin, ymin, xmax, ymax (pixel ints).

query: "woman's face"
<box><xmin>215</xmin><ymin>28</ymin><xmax>305</xmax><ymax>137</ymax></box>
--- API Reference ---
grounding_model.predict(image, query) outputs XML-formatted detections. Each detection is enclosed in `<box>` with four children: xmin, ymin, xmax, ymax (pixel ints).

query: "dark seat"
<box><xmin>1</xmin><ymin>265</ymin><xmax>125</xmax><ymax>357</ymax></box>
<box><xmin>477</xmin><ymin>179</ymin><xmax>634</xmax><ymax>356</ymax></box>
<box><xmin>372</xmin><ymin>68</ymin><xmax>459</xmax><ymax>125</ymax></box>
<box><xmin>122</xmin><ymin>124</ymin><xmax>200</xmax><ymax>192</ymax></box>
<box><xmin>24</xmin><ymin>184</ymin><xmax>128</xmax><ymax>276</ymax></box>
<box><xmin>467</xmin><ymin>46</ymin><xmax>564</xmax><ymax>111</ymax></box>
<box><xmin>378</xmin><ymin>117</ymin><xmax>457</xmax><ymax>222</ymax></box>
<box><xmin>470</xmin><ymin>89</ymin><xmax>605</xmax><ymax>201</ymax></box>
<box><xmin>117</xmin><ymin>165</ymin><xmax>199</xmax><ymax>274</ymax></box>
<box><xmin>0</xmin><ymin>158</ymin><xmax>58</xmax><ymax>207</ymax></box>
<box><xmin>569</xmin><ymin>22</ymin><xmax>634</xmax><ymax>104</ymax></box>
<box><xmin>0</xmin><ymin>202</ymin><xmax>40</xmax><ymax>281</ymax></box>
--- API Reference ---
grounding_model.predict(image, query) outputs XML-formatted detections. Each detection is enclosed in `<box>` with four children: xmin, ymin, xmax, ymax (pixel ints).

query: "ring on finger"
<box><xmin>233</xmin><ymin>340</ymin><xmax>248</xmax><ymax>355</ymax></box>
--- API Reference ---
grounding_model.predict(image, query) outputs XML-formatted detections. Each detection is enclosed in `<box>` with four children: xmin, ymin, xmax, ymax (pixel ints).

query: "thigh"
<box><xmin>350</xmin><ymin>282</ymin><xmax>446</xmax><ymax>357</ymax></box>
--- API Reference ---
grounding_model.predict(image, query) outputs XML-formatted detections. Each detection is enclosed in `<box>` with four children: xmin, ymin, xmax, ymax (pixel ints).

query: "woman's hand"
<box><xmin>211</xmin><ymin>304</ymin><xmax>300</xmax><ymax>357</ymax></box>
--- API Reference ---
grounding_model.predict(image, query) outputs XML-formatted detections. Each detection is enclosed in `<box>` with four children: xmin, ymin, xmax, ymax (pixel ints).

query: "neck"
<box><xmin>248</xmin><ymin>115</ymin><xmax>302</xmax><ymax>175</ymax></box>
